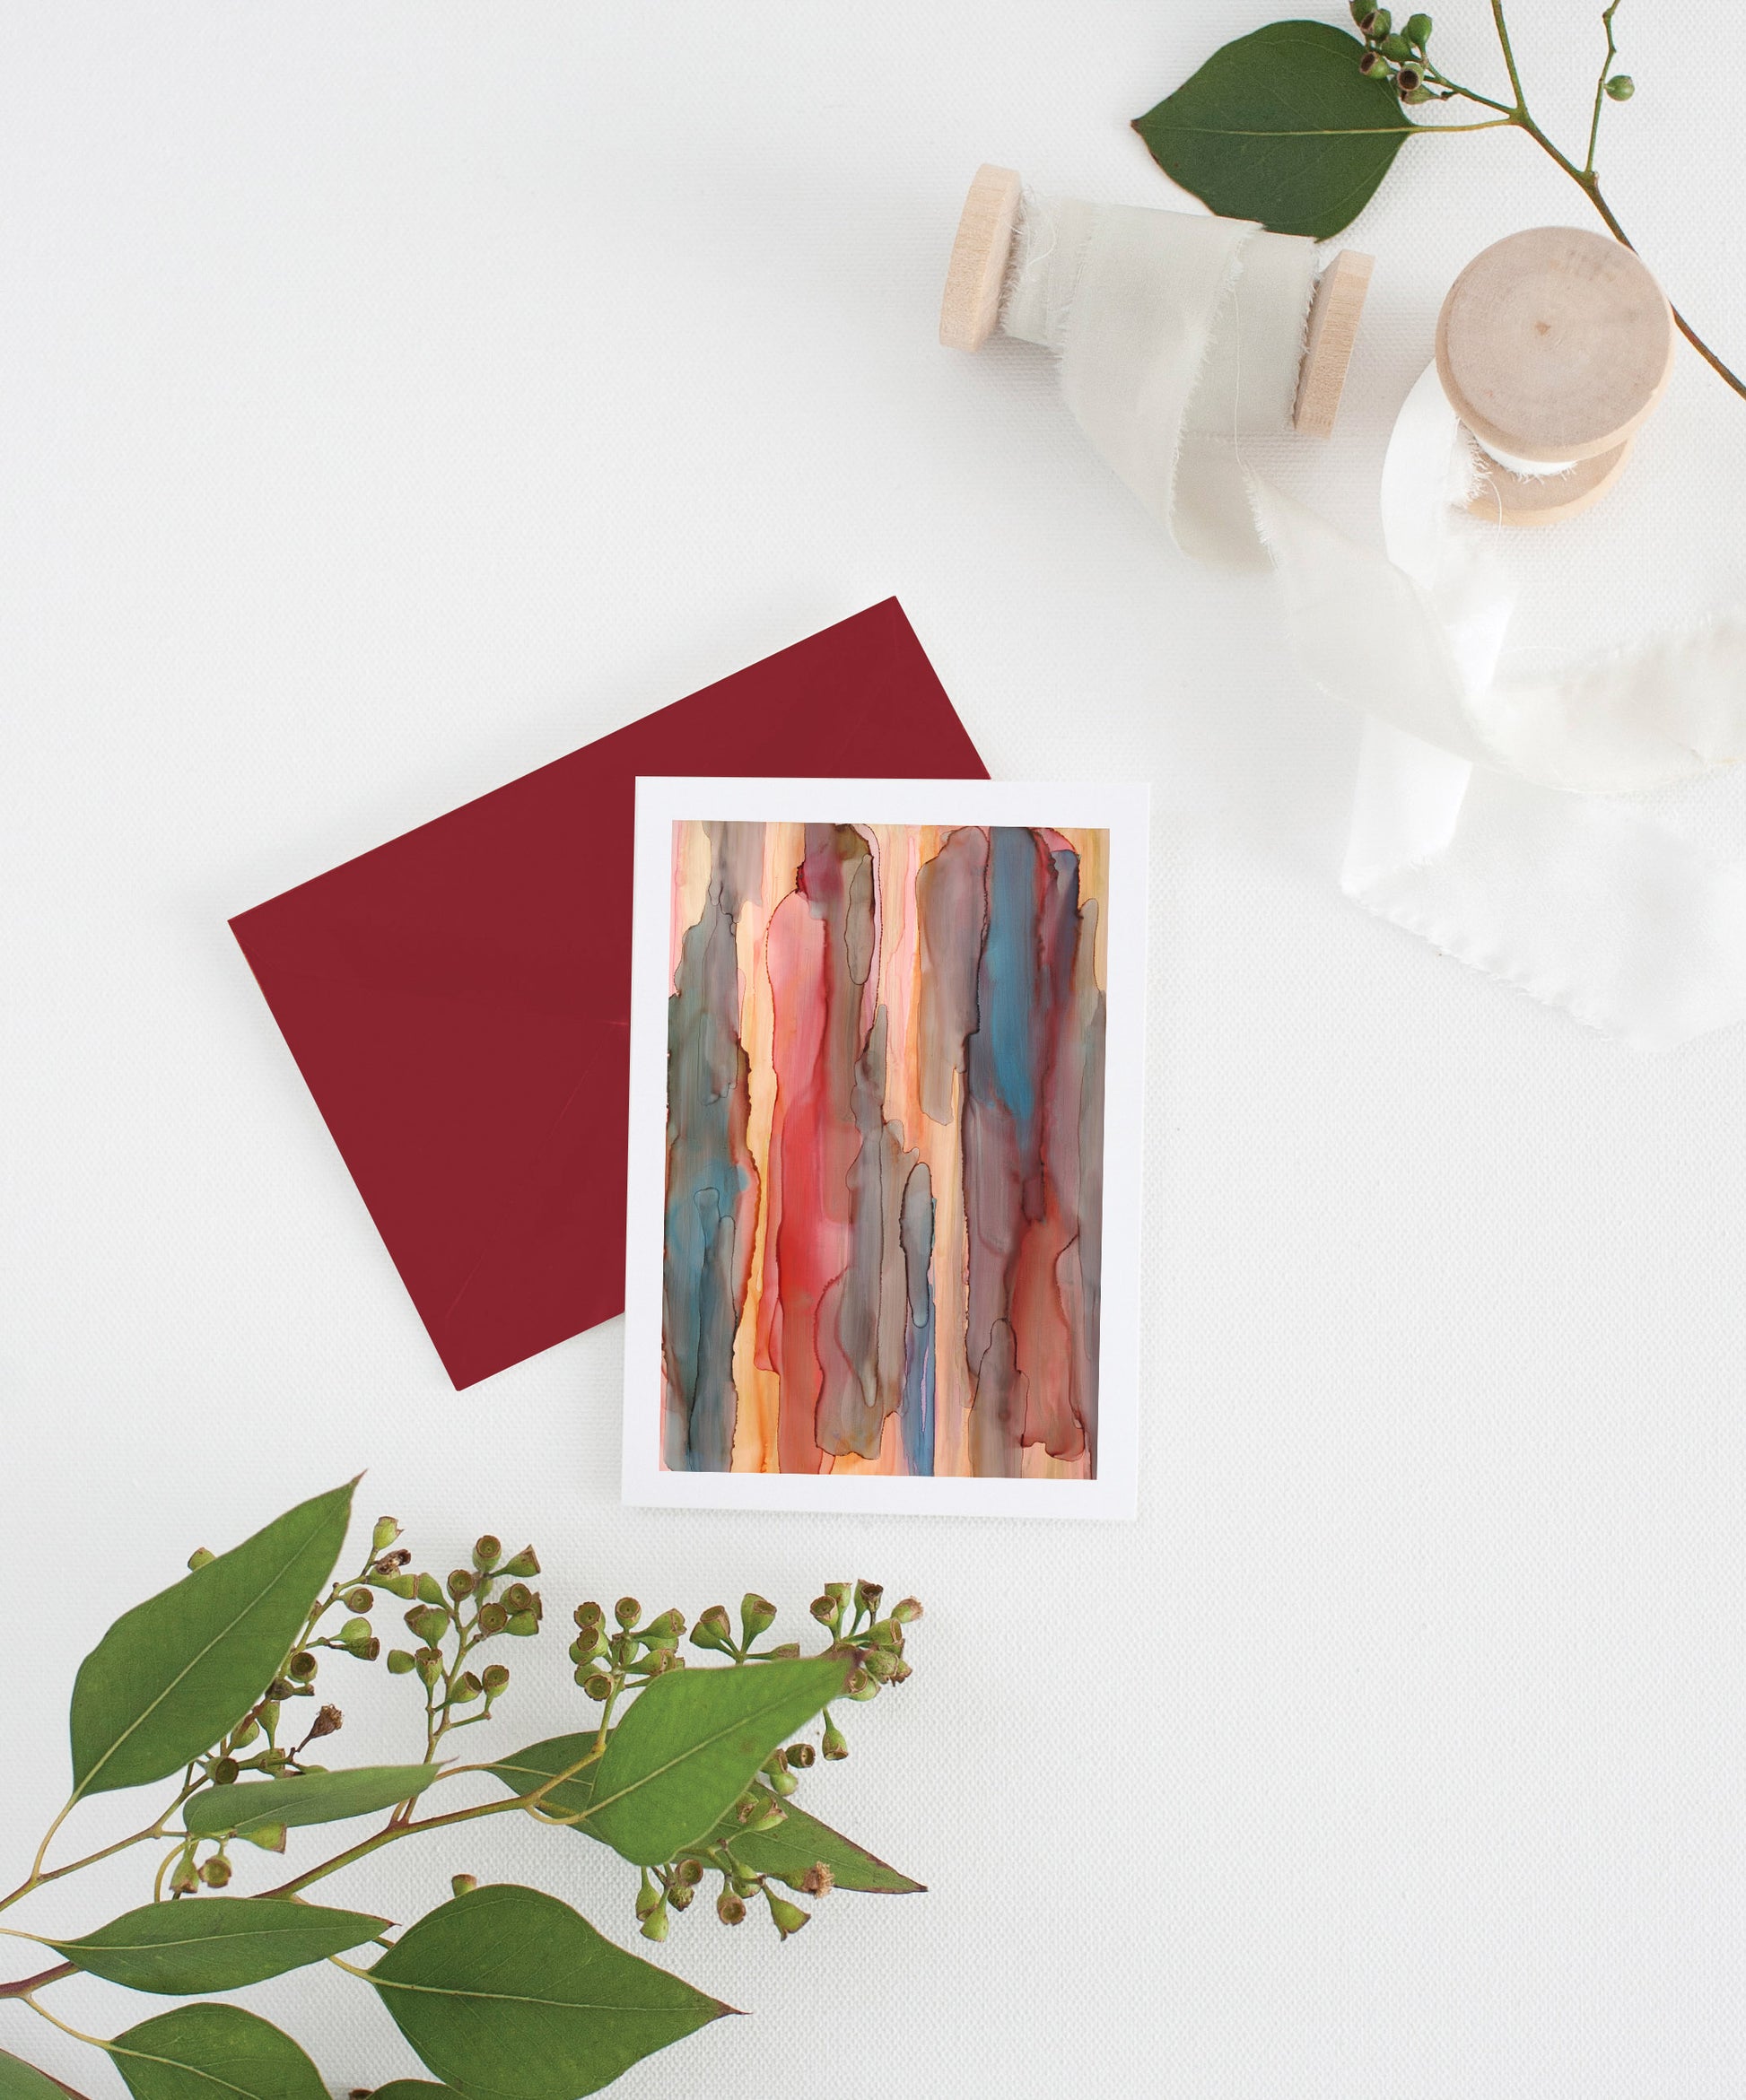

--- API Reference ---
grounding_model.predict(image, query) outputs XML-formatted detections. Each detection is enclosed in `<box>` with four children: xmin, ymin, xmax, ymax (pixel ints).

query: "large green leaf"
<box><xmin>45</xmin><ymin>1897</ymin><xmax>387</xmax><ymax>1995</ymax></box>
<box><xmin>109</xmin><ymin>2004</ymin><xmax>327</xmax><ymax>2100</ymax></box>
<box><xmin>0</xmin><ymin>2046</ymin><xmax>74</xmax><ymax>2100</ymax></box>
<box><xmin>699</xmin><ymin>1788</ymin><xmax>924</xmax><ymax>1895</ymax></box>
<box><xmin>184</xmin><ymin>1765</ymin><xmax>440</xmax><ymax>1838</ymax></box>
<box><xmin>70</xmin><ymin>1484</ymin><xmax>355</xmax><ymax>1799</ymax></box>
<box><xmin>485</xmin><ymin>1734</ymin><xmax>603</xmax><ymax>1822</ymax></box>
<box><xmin>584</xmin><ymin>1655</ymin><xmax>850</xmax><ymax>1866</ymax></box>
<box><xmin>1133</xmin><ymin>22</ymin><xmax>1416</xmax><ymax>240</ymax></box>
<box><xmin>366</xmin><ymin>1884</ymin><xmax>728</xmax><ymax>2100</ymax></box>
<box><xmin>491</xmin><ymin>1735</ymin><xmax>921</xmax><ymax>1892</ymax></box>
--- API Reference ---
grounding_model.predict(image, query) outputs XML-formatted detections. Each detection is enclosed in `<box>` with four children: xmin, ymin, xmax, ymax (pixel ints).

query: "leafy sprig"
<box><xmin>0</xmin><ymin>1482</ymin><xmax>925</xmax><ymax>2100</ymax></box>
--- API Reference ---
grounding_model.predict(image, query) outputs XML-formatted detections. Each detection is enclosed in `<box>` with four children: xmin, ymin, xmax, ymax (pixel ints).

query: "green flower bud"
<box><xmin>415</xmin><ymin>1572</ymin><xmax>445</xmax><ymax>1607</ymax></box>
<box><xmin>768</xmin><ymin>1765</ymin><xmax>799</xmax><ymax>1797</ymax></box>
<box><xmin>1358</xmin><ymin>48</ymin><xmax>1387</xmax><ymax>75</ymax></box>
<box><xmin>451</xmin><ymin>1873</ymin><xmax>478</xmax><ymax>1898</ymax></box>
<box><xmin>733</xmin><ymin>1791</ymin><xmax>764</xmax><ymax>1825</ymax></box>
<box><xmin>675</xmin><ymin>1857</ymin><xmax>704</xmax><ymax>1888</ymax></box>
<box><xmin>372</xmin><ymin>1572</ymin><xmax>417</xmax><ymax>1600</ymax></box>
<box><xmin>582</xmin><ymin>1671</ymin><xmax>614</xmax><ymax>1701</ymax></box>
<box><xmin>1396</xmin><ymin>61</ymin><xmax>1422</xmax><ymax>90</ymax></box>
<box><xmin>453</xmin><ymin>1671</ymin><xmax>484</xmax><ymax>1703</ymax></box>
<box><xmin>446</xmin><ymin>1568</ymin><xmax>476</xmax><ymax>1600</ymax></box>
<box><xmin>477</xmin><ymin>1600</ymin><xmax>509</xmax><ymax>1636</ymax></box>
<box><xmin>1405</xmin><ymin>11</ymin><xmax>1432</xmax><ymax>42</ymax></box>
<box><xmin>749</xmin><ymin>1799</ymin><xmax>787</xmax><ymax>1833</ymax></box>
<box><xmin>502</xmin><ymin>1546</ymin><xmax>540</xmax><ymax>1578</ymax></box>
<box><xmin>869</xmin><ymin>1619</ymin><xmax>901</xmax><ymax>1651</ymax></box>
<box><xmin>1349</xmin><ymin>0</ymin><xmax>1370</xmax><ymax>19</ymax></box>
<box><xmin>505</xmin><ymin>1610</ymin><xmax>539</xmax><ymax>1637</ymax></box>
<box><xmin>371</xmin><ymin>1516</ymin><xmax>401</xmax><ymax>1555</ymax></box>
<box><xmin>1382</xmin><ymin>33</ymin><xmax>1410</xmax><ymax>58</ymax></box>
<box><xmin>1605</xmin><ymin>72</ymin><xmax>1634</xmax><ymax>99</ymax></box>
<box><xmin>265</xmin><ymin>1678</ymin><xmax>296</xmax><ymax>1703</ymax></box>
<box><xmin>238</xmin><ymin>1823</ymin><xmax>286</xmax><ymax>1852</ymax></box>
<box><xmin>481</xmin><ymin>1662</ymin><xmax>510</xmax><ymax>1694</ymax></box>
<box><xmin>668</xmin><ymin>1883</ymin><xmax>694</xmax><ymax>1912</ymax></box>
<box><xmin>200</xmin><ymin>1855</ymin><xmax>232</xmax><ymax>1888</ymax></box>
<box><xmin>862</xmin><ymin>1647</ymin><xmax>898</xmax><ymax>1682</ymax></box>
<box><xmin>343</xmin><ymin>1588</ymin><xmax>374</xmax><ymax>1614</ymax></box>
<box><xmin>231</xmin><ymin>1715</ymin><xmax>260</xmax><ymax>1748</ymax></box>
<box><xmin>717</xmin><ymin>1889</ymin><xmax>746</xmax><ymax>1926</ymax></box>
<box><xmin>764</xmin><ymin>1889</ymin><xmax>808</xmax><ymax>1939</ymax></box>
<box><xmin>573</xmin><ymin>1600</ymin><xmax>604</xmax><ymax>1628</ymax></box>
<box><xmin>635</xmin><ymin>1872</ymin><xmax>662</xmax><ymax>1921</ymax></box>
<box><xmin>808</xmin><ymin>1595</ymin><xmax>837</xmax><ymax>1625</ymax></box>
<box><xmin>258</xmin><ymin>1700</ymin><xmax>281</xmax><ymax>1734</ymax></box>
<box><xmin>1359</xmin><ymin>7</ymin><xmax>1391</xmax><ymax>35</ymax></box>
<box><xmin>472</xmin><ymin>1535</ymin><xmax>502</xmax><ymax>1571</ymax></box>
<box><xmin>891</xmin><ymin>1597</ymin><xmax>923</xmax><ymax>1624</ymax></box>
<box><xmin>785</xmin><ymin>1741</ymin><xmax>816</xmax><ymax>1769</ymax></box>
<box><xmin>170</xmin><ymin>1857</ymin><xmax>200</xmax><ymax>1896</ymax></box>
<box><xmin>1402</xmin><ymin>83</ymin><xmax>1432</xmax><ymax>100</ymax></box>
<box><xmin>416</xmin><ymin>1649</ymin><xmax>443</xmax><ymax>1687</ymax></box>
<box><xmin>502</xmin><ymin>1582</ymin><xmax>535</xmax><ymax>1615</ymax></box>
<box><xmin>210</xmin><ymin>1756</ymin><xmax>240</xmax><ymax>1785</ymax></box>
<box><xmin>821</xmin><ymin>1718</ymin><xmax>849</xmax><ymax>1761</ymax></box>
<box><xmin>764</xmin><ymin>1642</ymin><xmax>800</xmax><ymax>1659</ymax></box>
<box><xmin>740</xmin><ymin>1594</ymin><xmax>777</xmax><ymax>1641</ymax></box>
<box><xmin>286</xmin><ymin>1650</ymin><xmax>318</xmax><ymax>1682</ymax></box>
<box><xmin>642</xmin><ymin>1607</ymin><xmax>685</xmax><ymax>1645</ymax></box>
<box><xmin>187</xmin><ymin>1547</ymin><xmax>215</xmax><ymax>1572</ymax></box>
<box><xmin>845</xmin><ymin>1667</ymin><xmax>879</xmax><ymax>1701</ymax></box>
<box><xmin>386</xmin><ymin>1648</ymin><xmax>416</xmax><ymax>1675</ymax></box>
<box><xmin>405</xmin><ymin>1605</ymin><xmax>450</xmax><ymax>1645</ymax></box>
<box><xmin>348</xmin><ymin>1636</ymin><xmax>382</xmax><ymax>1662</ymax></box>
<box><xmin>799</xmin><ymin>1861</ymin><xmax>834</xmax><ymax>1896</ymax></box>
<box><xmin>891</xmin><ymin>1658</ymin><xmax>913</xmax><ymax>1684</ymax></box>
<box><xmin>614</xmin><ymin>1596</ymin><xmax>642</xmax><ymax>1628</ymax></box>
<box><xmin>341</xmin><ymin>1616</ymin><xmax>371</xmax><ymax>1644</ymax></box>
<box><xmin>639</xmin><ymin>1904</ymin><xmax>668</xmax><ymax>1942</ymax></box>
<box><xmin>691</xmin><ymin>1604</ymin><xmax>734</xmax><ymax>1652</ymax></box>
<box><xmin>853</xmin><ymin>1580</ymin><xmax>884</xmax><ymax>1616</ymax></box>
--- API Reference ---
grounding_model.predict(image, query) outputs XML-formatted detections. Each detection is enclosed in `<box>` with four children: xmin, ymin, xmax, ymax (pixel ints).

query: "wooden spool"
<box><xmin>1436</xmin><ymin>225</ymin><xmax>1676</xmax><ymax>527</ymax></box>
<box><xmin>938</xmin><ymin>162</ymin><xmax>1375</xmax><ymax>440</ymax></box>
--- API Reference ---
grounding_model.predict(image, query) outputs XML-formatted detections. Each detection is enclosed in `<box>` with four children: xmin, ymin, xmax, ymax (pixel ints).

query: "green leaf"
<box><xmin>109</xmin><ymin>2004</ymin><xmax>327</xmax><ymax>2100</ymax></box>
<box><xmin>1133</xmin><ymin>21</ymin><xmax>1416</xmax><ymax>240</ymax></box>
<box><xmin>367</xmin><ymin>2087</ymin><xmax>465</xmax><ymax>2100</ymax></box>
<box><xmin>490</xmin><ymin>1735</ymin><xmax>922</xmax><ymax>1893</ymax></box>
<box><xmin>700</xmin><ymin>1789</ymin><xmax>925</xmax><ymax>1895</ymax></box>
<box><xmin>183</xmin><ymin>1764</ymin><xmax>440</xmax><ymax>1838</ymax></box>
<box><xmin>69</xmin><ymin>1484</ymin><xmax>355</xmax><ymax>1799</ymax></box>
<box><xmin>0</xmin><ymin>2046</ymin><xmax>74</xmax><ymax>2100</ymax></box>
<box><xmin>485</xmin><ymin>1734</ymin><xmax>603</xmax><ymax>1822</ymax></box>
<box><xmin>45</xmin><ymin>1896</ymin><xmax>388</xmax><ymax>1995</ymax></box>
<box><xmin>366</xmin><ymin>1884</ymin><xmax>729</xmax><ymax>2100</ymax></box>
<box><xmin>584</xmin><ymin>1655</ymin><xmax>850</xmax><ymax>1866</ymax></box>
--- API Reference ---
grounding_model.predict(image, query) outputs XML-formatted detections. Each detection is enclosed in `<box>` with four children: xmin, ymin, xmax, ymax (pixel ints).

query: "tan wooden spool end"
<box><xmin>1436</xmin><ymin>224</ymin><xmax>1676</xmax><ymax>527</ymax></box>
<box><xmin>938</xmin><ymin>162</ymin><xmax>1373</xmax><ymax>440</ymax></box>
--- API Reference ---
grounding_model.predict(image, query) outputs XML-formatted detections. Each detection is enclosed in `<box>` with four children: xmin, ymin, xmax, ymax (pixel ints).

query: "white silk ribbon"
<box><xmin>1001</xmin><ymin>193</ymin><xmax>1746</xmax><ymax>1047</ymax></box>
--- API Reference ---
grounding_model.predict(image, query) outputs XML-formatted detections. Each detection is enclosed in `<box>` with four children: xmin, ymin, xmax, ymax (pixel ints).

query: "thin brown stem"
<box><xmin>1585</xmin><ymin>0</ymin><xmax>1623</xmax><ymax>174</ymax></box>
<box><xmin>0</xmin><ymin>1962</ymin><xmax>77</xmax><ymax>2000</ymax></box>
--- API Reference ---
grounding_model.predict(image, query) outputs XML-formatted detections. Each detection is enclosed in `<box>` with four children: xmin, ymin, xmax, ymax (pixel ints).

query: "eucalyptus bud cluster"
<box><xmin>1349</xmin><ymin>0</ymin><xmax>1443</xmax><ymax>102</ymax></box>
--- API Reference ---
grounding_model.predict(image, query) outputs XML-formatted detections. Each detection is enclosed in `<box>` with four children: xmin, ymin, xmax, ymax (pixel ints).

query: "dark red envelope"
<box><xmin>230</xmin><ymin>601</ymin><xmax>987</xmax><ymax>1389</ymax></box>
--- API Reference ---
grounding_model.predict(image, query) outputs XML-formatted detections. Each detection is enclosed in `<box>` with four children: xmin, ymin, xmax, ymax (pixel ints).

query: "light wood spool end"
<box><xmin>938</xmin><ymin>161</ymin><xmax>1373</xmax><ymax>440</ymax></box>
<box><xmin>1294</xmin><ymin>248</ymin><xmax>1375</xmax><ymax>440</ymax></box>
<box><xmin>1437</xmin><ymin>224</ymin><xmax>1674</xmax><ymax>526</ymax></box>
<box><xmin>938</xmin><ymin>163</ymin><xmax>1023</xmax><ymax>352</ymax></box>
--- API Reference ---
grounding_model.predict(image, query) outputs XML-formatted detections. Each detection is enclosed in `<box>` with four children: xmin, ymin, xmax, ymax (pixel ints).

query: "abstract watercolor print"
<box><xmin>661</xmin><ymin>821</ymin><xmax>1108</xmax><ymax>1481</ymax></box>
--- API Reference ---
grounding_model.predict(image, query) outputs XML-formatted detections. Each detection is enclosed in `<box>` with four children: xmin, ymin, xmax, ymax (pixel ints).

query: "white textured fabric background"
<box><xmin>4</xmin><ymin>4</ymin><xmax>1746</xmax><ymax>2096</ymax></box>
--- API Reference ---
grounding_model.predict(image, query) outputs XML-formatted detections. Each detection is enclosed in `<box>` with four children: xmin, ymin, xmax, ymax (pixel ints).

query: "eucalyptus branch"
<box><xmin>0</xmin><ymin>1491</ymin><xmax>926</xmax><ymax>2100</ymax></box>
<box><xmin>1585</xmin><ymin>0</ymin><xmax>1622</xmax><ymax>173</ymax></box>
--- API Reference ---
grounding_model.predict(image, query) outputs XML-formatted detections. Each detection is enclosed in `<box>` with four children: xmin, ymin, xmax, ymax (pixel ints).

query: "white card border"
<box><xmin>622</xmin><ymin>777</ymin><xmax>1149</xmax><ymax>1520</ymax></box>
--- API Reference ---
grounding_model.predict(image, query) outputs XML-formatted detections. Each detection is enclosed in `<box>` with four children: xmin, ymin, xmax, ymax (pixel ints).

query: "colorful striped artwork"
<box><xmin>660</xmin><ymin>820</ymin><xmax>1109</xmax><ymax>1480</ymax></box>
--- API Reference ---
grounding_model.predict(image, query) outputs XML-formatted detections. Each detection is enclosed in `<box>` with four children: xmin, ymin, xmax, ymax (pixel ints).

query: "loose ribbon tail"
<box><xmin>1011</xmin><ymin>196</ymin><xmax>1746</xmax><ymax>1049</ymax></box>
